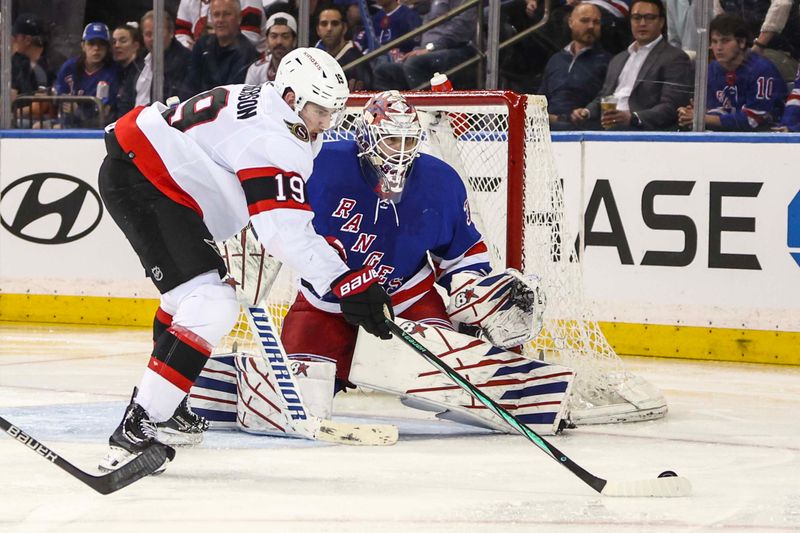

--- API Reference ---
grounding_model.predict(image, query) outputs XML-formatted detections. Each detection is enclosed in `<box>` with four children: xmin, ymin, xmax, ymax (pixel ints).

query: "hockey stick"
<box><xmin>385</xmin><ymin>319</ymin><xmax>692</xmax><ymax>497</ymax></box>
<box><xmin>221</xmin><ymin>227</ymin><xmax>398</xmax><ymax>445</ymax></box>
<box><xmin>240</xmin><ymin>303</ymin><xmax>398</xmax><ymax>446</ymax></box>
<box><xmin>0</xmin><ymin>415</ymin><xmax>174</xmax><ymax>495</ymax></box>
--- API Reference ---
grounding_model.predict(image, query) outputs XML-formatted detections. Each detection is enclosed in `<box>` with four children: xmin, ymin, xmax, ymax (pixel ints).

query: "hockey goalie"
<box><xmin>190</xmin><ymin>91</ymin><xmax>575</xmax><ymax>440</ymax></box>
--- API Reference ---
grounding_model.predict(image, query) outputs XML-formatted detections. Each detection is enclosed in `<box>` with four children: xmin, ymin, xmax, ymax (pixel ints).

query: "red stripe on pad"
<box><xmin>189</xmin><ymin>393</ymin><xmax>237</xmax><ymax>406</ymax></box>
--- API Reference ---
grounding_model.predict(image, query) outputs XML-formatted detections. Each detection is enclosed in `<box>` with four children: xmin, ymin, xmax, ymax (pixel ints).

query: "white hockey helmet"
<box><xmin>274</xmin><ymin>47</ymin><xmax>349</xmax><ymax>129</ymax></box>
<box><xmin>356</xmin><ymin>90</ymin><xmax>423</xmax><ymax>203</ymax></box>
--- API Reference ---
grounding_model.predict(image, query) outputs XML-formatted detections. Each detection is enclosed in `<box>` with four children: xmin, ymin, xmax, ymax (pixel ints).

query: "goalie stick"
<box><xmin>0</xmin><ymin>415</ymin><xmax>174</xmax><ymax>495</ymax></box>
<box><xmin>385</xmin><ymin>319</ymin><xmax>692</xmax><ymax>497</ymax></box>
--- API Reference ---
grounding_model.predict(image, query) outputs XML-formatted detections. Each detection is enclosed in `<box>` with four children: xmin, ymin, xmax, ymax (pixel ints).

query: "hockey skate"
<box><xmin>156</xmin><ymin>395</ymin><xmax>209</xmax><ymax>446</ymax></box>
<box><xmin>99</xmin><ymin>388</ymin><xmax>175</xmax><ymax>474</ymax></box>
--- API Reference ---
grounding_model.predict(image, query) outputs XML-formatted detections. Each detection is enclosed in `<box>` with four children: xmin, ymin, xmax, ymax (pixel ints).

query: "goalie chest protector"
<box><xmin>302</xmin><ymin>140</ymin><xmax>489</xmax><ymax>309</ymax></box>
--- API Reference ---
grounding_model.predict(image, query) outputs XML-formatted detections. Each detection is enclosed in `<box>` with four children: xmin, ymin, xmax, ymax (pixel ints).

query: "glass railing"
<box><xmin>0</xmin><ymin>0</ymin><xmax>800</xmax><ymax>132</ymax></box>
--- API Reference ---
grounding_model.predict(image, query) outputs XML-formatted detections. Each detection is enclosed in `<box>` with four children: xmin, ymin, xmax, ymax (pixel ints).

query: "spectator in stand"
<box><xmin>112</xmin><ymin>23</ymin><xmax>145</xmax><ymax>120</ymax></box>
<box><xmin>135</xmin><ymin>11</ymin><xmax>193</xmax><ymax>107</ymax></box>
<box><xmin>574</xmin><ymin>0</ymin><xmax>693</xmax><ymax>130</ymax></box>
<box><xmin>775</xmin><ymin>65</ymin><xmax>800</xmax><ymax>131</ymax></box>
<box><xmin>10</xmin><ymin>13</ymin><xmax>54</xmax><ymax>128</ymax></box>
<box><xmin>54</xmin><ymin>22</ymin><xmax>119</xmax><ymax>127</ymax></box>
<box><xmin>373</xmin><ymin>0</ymin><xmax>477</xmax><ymax>90</ymax></box>
<box><xmin>677</xmin><ymin>14</ymin><xmax>786</xmax><ymax>130</ymax></box>
<box><xmin>539</xmin><ymin>3</ymin><xmax>611</xmax><ymax>130</ymax></box>
<box><xmin>664</xmin><ymin>0</ymin><xmax>698</xmax><ymax>58</ymax></box>
<box><xmin>356</xmin><ymin>0</ymin><xmax>422</xmax><ymax>58</ymax></box>
<box><xmin>181</xmin><ymin>0</ymin><xmax>259</xmax><ymax>100</ymax></box>
<box><xmin>176</xmin><ymin>0</ymin><xmax>267</xmax><ymax>52</ymax></box>
<box><xmin>11</xmin><ymin>13</ymin><xmax>51</xmax><ymax>98</ymax></box>
<box><xmin>245</xmin><ymin>12</ymin><xmax>297</xmax><ymax>85</ymax></box>
<box><xmin>585</xmin><ymin>0</ymin><xmax>634</xmax><ymax>54</ymax></box>
<box><xmin>316</xmin><ymin>6</ymin><xmax>371</xmax><ymax>90</ymax></box>
<box><xmin>500</xmin><ymin>0</ymin><xmax>569</xmax><ymax>93</ymax></box>
<box><xmin>715</xmin><ymin>0</ymin><xmax>800</xmax><ymax>81</ymax></box>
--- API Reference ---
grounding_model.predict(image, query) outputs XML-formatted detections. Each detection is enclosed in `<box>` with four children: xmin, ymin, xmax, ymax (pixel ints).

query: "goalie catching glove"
<box><xmin>447</xmin><ymin>268</ymin><xmax>546</xmax><ymax>348</ymax></box>
<box><xmin>332</xmin><ymin>267</ymin><xmax>394</xmax><ymax>339</ymax></box>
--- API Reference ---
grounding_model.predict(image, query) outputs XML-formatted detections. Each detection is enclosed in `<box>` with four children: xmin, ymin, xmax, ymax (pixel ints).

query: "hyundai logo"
<box><xmin>0</xmin><ymin>173</ymin><xmax>103</xmax><ymax>244</ymax></box>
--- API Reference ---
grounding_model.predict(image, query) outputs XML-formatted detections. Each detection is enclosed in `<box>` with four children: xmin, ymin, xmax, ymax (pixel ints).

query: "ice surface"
<box><xmin>1</xmin><ymin>323</ymin><xmax>799</xmax><ymax>532</ymax></box>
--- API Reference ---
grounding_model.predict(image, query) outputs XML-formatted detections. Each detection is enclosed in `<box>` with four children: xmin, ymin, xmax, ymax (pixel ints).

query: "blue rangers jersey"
<box><xmin>300</xmin><ymin>140</ymin><xmax>491</xmax><ymax>315</ymax></box>
<box><xmin>707</xmin><ymin>52</ymin><xmax>786</xmax><ymax>130</ymax></box>
<box><xmin>355</xmin><ymin>5</ymin><xmax>422</xmax><ymax>53</ymax></box>
<box><xmin>780</xmin><ymin>67</ymin><xmax>800</xmax><ymax>132</ymax></box>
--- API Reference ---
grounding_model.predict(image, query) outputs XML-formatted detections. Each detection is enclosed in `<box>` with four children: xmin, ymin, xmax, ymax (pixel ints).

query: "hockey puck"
<box><xmin>658</xmin><ymin>470</ymin><xmax>678</xmax><ymax>478</ymax></box>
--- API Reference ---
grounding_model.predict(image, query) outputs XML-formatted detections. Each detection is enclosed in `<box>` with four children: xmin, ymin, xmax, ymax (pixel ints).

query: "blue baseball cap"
<box><xmin>82</xmin><ymin>22</ymin><xmax>110</xmax><ymax>43</ymax></box>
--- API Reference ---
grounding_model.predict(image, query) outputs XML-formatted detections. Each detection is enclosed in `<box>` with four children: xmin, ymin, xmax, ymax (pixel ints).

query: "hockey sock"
<box><xmin>137</xmin><ymin>325</ymin><xmax>213</xmax><ymax>422</ymax></box>
<box><xmin>152</xmin><ymin>307</ymin><xmax>173</xmax><ymax>345</ymax></box>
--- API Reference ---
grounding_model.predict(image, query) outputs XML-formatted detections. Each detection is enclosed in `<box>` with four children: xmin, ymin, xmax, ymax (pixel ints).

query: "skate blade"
<box><xmin>156</xmin><ymin>428</ymin><xmax>204</xmax><ymax>447</ymax></box>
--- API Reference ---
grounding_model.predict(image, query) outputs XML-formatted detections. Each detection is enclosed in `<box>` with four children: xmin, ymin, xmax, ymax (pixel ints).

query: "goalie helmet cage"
<box><xmin>215</xmin><ymin>91</ymin><xmax>666</xmax><ymax>424</ymax></box>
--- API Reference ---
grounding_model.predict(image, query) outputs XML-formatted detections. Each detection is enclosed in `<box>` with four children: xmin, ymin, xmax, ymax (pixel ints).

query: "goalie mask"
<box><xmin>356</xmin><ymin>91</ymin><xmax>423</xmax><ymax>203</ymax></box>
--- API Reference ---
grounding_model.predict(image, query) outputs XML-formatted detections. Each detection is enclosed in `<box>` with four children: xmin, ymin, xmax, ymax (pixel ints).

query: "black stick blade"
<box><xmin>90</xmin><ymin>443</ymin><xmax>175</xmax><ymax>495</ymax></box>
<box><xmin>1</xmin><ymin>415</ymin><xmax>175</xmax><ymax>496</ymax></box>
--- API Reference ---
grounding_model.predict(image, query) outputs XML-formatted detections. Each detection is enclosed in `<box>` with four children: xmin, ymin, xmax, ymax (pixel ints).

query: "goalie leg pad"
<box><xmin>351</xmin><ymin>321</ymin><xmax>574</xmax><ymax>435</ymax></box>
<box><xmin>235</xmin><ymin>354</ymin><xmax>336</xmax><ymax>437</ymax></box>
<box><xmin>190</xmin><ymin>355</ymin><xmax>239</xmax><ymax>429</ymax></box>
<box><xmin>281</xmin><ymin>293</ymin><xmax>359</xmax><ymax>381</ymax></box>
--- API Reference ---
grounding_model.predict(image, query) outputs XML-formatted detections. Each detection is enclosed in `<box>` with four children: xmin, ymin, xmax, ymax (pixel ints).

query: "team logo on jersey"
<box><xmin>0</xmin><ymin>173</ymin><xmax>103</xmax><ymax>244</ymax></box>
<box><xmin>151</xmin><ymin>266</ymin><xmax>164</xmax><ymax>281</ymax></box>
<box><xmin>284</xmin><ymin>120</ymin><xmax>310</xmax><ymax>142</ymax></box>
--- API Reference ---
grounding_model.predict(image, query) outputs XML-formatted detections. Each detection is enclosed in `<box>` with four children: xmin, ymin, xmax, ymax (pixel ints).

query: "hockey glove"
<box><xmin>332</xmin><ymin>267</ymin><xmax>394</xmax><ymax>339</ymax></box>
<box><xmin>447</xmin><ymin>269</ymin><xmax>546</xmax><ymax>348</ymax></box>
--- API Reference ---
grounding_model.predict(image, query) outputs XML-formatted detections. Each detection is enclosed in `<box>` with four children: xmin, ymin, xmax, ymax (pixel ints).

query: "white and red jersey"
<box><xmin>112</xmin><ymin>83</ymin><xmax>348</xmax><ymax>295</ymax></box>
<box><xmin>176</xmin><ymin>0</ymin><xmax>267</xmax><ymax>52</ymax></box>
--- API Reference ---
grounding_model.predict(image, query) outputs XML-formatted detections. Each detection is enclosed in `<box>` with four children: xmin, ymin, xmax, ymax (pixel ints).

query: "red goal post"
<box><xmin>346</xmin><ymin>91</ymin><xmax>529</xmax><ymax>271</ymax></box>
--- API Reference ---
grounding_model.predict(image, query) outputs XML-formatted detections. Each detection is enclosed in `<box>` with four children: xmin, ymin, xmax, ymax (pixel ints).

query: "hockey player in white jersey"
<box><xmin>267</xmin><ymin>91</ymin><xmax>566</xmax><ymax>434</ymax></box>
<box><xmin>97</xmin><ymin>47</ymin><xmax>393</xmax><ymax>472</ymax></box>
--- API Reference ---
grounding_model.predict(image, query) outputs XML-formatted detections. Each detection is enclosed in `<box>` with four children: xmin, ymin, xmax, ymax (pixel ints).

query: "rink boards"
<box><xmin>0</xmin><ymin>130</ymin><xmax>798</xmax><ymax>364</ymax></box>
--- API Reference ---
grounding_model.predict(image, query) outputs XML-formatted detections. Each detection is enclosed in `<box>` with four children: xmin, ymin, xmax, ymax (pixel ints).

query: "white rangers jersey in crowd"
<box><xmin>112</xmin><ymin>83</ymin><xmax>348</xmax><ymax>295</ymax></box>
<box><xmin>176</xmin><ymin>0</ymin><xmax>267</xmax><ymax>52</ymax></box>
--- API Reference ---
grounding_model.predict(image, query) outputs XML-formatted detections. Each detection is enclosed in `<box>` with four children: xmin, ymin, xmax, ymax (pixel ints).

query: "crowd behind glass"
<box><xmin>7</xmin><ymin>0</ymin><xmax>800</xmax><ymax>131</ymax></box>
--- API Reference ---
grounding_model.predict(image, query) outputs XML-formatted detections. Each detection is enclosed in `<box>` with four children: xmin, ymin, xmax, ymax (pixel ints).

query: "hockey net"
<box><xmin>215</xmin><ymin>91</ymin><xmax>666</xmax><ymax>425</ymax></box>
